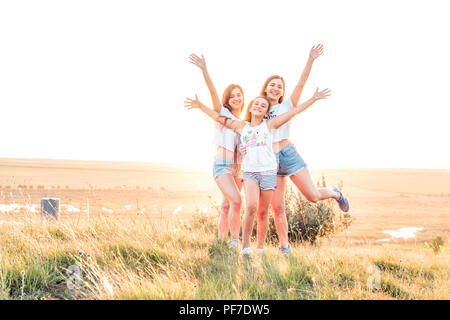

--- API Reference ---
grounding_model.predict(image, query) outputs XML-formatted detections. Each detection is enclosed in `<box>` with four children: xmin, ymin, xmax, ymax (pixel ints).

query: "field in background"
<box><xmin>1</xmin><ymin>158</ymin><xmax>449</xmax><ymax>300</ymax></box>
<box><xmin>1</xmin><ymin>158</ymin><xmax>448</xmax><ymax>243</ymax></box>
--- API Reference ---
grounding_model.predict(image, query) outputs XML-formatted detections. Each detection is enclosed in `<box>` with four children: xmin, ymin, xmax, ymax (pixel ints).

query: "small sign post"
<box><xmin>41</xmin><ymin>198</ymin><xmax>60</xmax><ymax>220</ymax></box>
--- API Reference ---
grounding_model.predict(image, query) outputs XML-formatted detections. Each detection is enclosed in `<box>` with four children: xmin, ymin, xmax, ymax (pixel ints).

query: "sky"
<box><xmin>1</xmin><ymin>0</ymin><xmax>449</xmax><ymax>169</ymax></box>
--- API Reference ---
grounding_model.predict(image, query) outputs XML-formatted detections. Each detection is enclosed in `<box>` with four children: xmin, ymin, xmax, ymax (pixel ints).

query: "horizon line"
<box><xmin>1</xmin><ymin>157</ymin><xmax>449</xmax><ymax>171</ymax></box>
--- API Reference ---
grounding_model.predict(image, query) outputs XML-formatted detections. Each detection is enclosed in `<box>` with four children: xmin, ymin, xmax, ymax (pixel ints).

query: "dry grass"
<box><xmin>1</xmin><ymin>159</ymin><xmax>449</xmax><ymax>300</ymax></box>
<box><xmin>0</xmin><ymin>211</ymin><xmax>448</xmax><ymax>300</ymax></box>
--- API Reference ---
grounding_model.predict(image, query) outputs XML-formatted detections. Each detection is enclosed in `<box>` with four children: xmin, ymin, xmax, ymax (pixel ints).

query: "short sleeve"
<box><xmin>268</xmin><ymin>98</ymin><xmax>293</xmax><ymax>118</ymax></box>
<box><xmin>278</xmin><ymin>98</ymin><xmax>293</xmax><ymax>114</ymax></box>
<box><xmin>220</xmin><ymin>106</ymin><xmax>237</xmax><ymax>120</ymax></box>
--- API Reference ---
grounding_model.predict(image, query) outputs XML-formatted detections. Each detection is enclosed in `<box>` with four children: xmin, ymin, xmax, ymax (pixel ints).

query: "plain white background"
<box><xmin>1</xmin><ymin>0</ymin><xmax>449</xmax><ymax>168</ymax></box>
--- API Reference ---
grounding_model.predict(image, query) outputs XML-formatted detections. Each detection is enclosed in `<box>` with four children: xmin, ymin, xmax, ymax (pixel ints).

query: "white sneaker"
<box><xmin>241</xmin><ymin>247</ymin><xmax>252</xmax><ymax>255</ymax></box>
<box><xmin>230</xmin><ymin>238</ymin><xmax>239</xmax><ymax>249</ymax></box>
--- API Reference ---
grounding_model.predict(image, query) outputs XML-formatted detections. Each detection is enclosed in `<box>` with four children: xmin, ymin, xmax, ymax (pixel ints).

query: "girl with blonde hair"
<box><xmin>185</xmin><ymin>87</ymin><xmax>330</xmax><ymax>255</ymax></box>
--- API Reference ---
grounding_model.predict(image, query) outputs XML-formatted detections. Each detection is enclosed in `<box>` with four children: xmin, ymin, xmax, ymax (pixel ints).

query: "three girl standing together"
<box><xmin>185</xmin><ymin>45</ymin><xmax>349</xmax><ymax>256</ymax></box>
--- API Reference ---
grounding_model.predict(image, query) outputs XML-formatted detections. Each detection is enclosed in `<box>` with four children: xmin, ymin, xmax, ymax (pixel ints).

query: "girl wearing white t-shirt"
<box><xmin>185</xmin><ymin>89</ymin><xmax>330</xmax><ymax>255</ymax></box>
<box><xmin>189</xmin><ymin>54</ymin><xmax>244</xmax><ymax>248</ymax></box>
<box><xmin>257</xmin><ymin>44</ymin><xmax>349</xmax><ymax>255</ymax></box>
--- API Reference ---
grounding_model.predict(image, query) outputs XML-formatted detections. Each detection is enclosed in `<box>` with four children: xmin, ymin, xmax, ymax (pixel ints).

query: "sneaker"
<box><xmin>333</xmin><ymin>187</ymin><xmax>349</xmax><ymax>212</ymax></box>
<box><xmin>279</xmin><ymin>244</ymin><xmax>291</xmax><ymax>256</ymax></box>
<box><xmin>230</xmin><ymin>238</ymin><xmax>240</xmax><ymax>250</ymax></box>
<box><xmin>241</xmin><ymin>247</ymin><xmax>252</xmax><ymax>255</ymax></box>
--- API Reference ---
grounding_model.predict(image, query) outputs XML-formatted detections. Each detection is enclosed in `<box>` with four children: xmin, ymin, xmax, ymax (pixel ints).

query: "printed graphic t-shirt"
<box><xmin>265</xmin><ymin>98</ymin><xmax>294</xmax><ymax>143</ymax></box>
<box><xmin>240</xmin><ymin>119</ymin><xmax>277</xmax><ymax>173</ymax></box>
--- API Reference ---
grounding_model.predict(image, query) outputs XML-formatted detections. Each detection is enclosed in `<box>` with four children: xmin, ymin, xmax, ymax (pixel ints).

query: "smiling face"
<box><xmin>265</xmin><ymin>78</ymin><xmax>284</xmax><ymax>103</ymax></box>
<box><xmin>222</xmin><ymin>84</ymin><xmax>244</xmax><ymax>114</ymax></box>
<box><xmin>228</xmin><ymin>87</ymin><xmax>244</xmax><ymax>111</ymax></box>
<box><xmin>250</xmin><ymin>97</ymin><xmax>270</xmax><ymax>118</ymax></box>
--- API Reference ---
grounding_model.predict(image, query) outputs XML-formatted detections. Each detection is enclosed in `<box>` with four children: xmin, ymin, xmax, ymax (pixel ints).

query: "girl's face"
<box><xmin>265</xmin><ymin>78</ymin><xmax>284</xmax><ymax>102</ymax></box>
<box><xmin>251</xmin><ymin>97</ymin><xmax>270</xmax><ymax>118</ymax></box>
<box><xmin>228</xmin><ymin>87</ymin><xmax>244</xmax><ymax>110</ymax></box>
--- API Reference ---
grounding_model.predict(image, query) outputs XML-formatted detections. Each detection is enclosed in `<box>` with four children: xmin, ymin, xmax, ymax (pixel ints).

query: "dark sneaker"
<box><xmin>279</xmin><ymin>244</ymin><xmax>291</xmax><ymax>256</ymax></box>
<box><xmin>333</xmin><ymin>187</ymin><xmax>349</xmax><ymax>212</ymax></box>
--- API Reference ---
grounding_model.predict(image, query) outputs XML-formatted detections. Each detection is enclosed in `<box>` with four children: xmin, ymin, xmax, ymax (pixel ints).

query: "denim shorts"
<box><xmin>242</xmin><ymin>170</ymin><xmax>277</xmax><ymax>190</ymax></box>
<box><xmin>213</xmin><ymin>157</ymin><xmax>241</xmax><ymax>179</ymax></box>
<box><xmin>276</xmin><ymin>143</ymin><xmax>307</xmax><ymax>177</ymax></box>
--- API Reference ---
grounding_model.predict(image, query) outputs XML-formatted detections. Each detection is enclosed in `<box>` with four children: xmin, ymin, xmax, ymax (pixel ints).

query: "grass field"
<box><xmin>0</xmin><ymin>158</ymin><xmax>449</xmax><ymax>299</ymax></box>
<box><xmin>0</xmin><ymin>213</ymin><xmax>448</xmax><ymax>300</ymax></box>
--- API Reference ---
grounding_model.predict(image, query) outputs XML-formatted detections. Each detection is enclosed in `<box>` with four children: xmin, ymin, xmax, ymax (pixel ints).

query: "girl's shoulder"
<box><xmin>269</xmin><ymin>98</ymin><xmax>293</xmax><ymax>114</ymax></box>
<box><xmin>220</xmin><ymin>106</ymin><xmax>240</xmax><ymax>121</ymax></box>
<box><xmin>262</xmin><ymin>118</ymin><xmax>270</xmax><ymax>128</ymax></box>
<box><xmin>241</xmin><ymin>121</ymin><xmax>252</xmax><ymax>131</ymax></box>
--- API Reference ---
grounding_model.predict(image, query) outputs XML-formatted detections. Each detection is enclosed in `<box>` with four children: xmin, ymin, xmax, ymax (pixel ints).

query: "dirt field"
<box><xmin>1</xmin><ymin>158</ymin><xmax>449</xmax><ymax>242</ymax></box>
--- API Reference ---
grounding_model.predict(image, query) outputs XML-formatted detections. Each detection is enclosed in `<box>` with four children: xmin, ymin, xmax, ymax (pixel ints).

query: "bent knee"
<box><xmin>246</xmin><ymin>204</ymin><xmax>258</xmax><ymax>216</ymax></box>
<box><xmin>221</xmin><ymin>199</ymin><xmax>230</xmax><ymax>212</ymax></box>
<box><xmin>258</xmin><ymin>209</ymin><xmax>269</xmax><ymax>219</ymax></box>
<box><xmin>229</xmin><ymin>195</ymin><xmax>242</xmax><ymax>208</ymax></box>
<box><xmin>273</xmin><ymin>204</ymin><xmax>285</xmax><ymax>216</ymax></box>
<box><xmin>305</xmin><ymin>193</ymin><xmax>320</xmax><ymax>203</ymax></box>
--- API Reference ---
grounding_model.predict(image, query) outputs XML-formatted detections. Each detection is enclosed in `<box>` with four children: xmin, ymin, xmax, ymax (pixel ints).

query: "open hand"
<box><xmin>189</xmin><ymin>54</ymin><xmax>206</xmax><ymax>71</ymax></box>
<box><xmin>309</xmin><ymin>44</ymin><xmax>324</xmax><ymax>60</ymax></box>
<box><xmin>184</xmin><ymin>94</ymin><xmax>201</xmax><ymax>110</ymax></box>
<box><xmin>312</xmin><ymin>88</ymin><xmax>331</xmax><ymax>100</ymax></box>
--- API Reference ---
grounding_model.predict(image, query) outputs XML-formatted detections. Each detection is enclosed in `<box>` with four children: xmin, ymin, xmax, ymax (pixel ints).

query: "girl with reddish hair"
<box><xmin>185</xmin><ymin>87</ymin><xmax>331</xmax><ymax>255</ymax></box>
<box><xmin>257</xmin><ymin>44</ymin><xmax>349</xmax><ymax>255</ymax></box>
<box><xmin>189</xmin><ymin>54</ymin><xmax>244</xmax><ymax>249</ymax></box>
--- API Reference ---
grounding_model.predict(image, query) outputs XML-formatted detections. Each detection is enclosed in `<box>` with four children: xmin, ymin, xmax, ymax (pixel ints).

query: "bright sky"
<box><xmin>1</xmin><ymin>0</ymin><xmax>449</xmax><ymax>169</ymax></box>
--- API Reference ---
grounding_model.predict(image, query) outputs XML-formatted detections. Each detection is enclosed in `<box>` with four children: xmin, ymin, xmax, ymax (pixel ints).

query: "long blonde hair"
<box><xmin>260</xmin><ymin>75</ymin><xmax>285</xmax><ymax>104</ymax></box>
<box><xmin>222</xmin><ymin>84</ymin><xmax>245</xmax><ymax>114</ymax></box>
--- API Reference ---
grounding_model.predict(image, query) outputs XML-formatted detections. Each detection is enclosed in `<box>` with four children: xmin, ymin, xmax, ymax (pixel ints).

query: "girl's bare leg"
<box><xmin>256</xmin><ymin>189</ymin><xmax>275</xmax><ymax>250</ymax></box>
<box><xmin>242</xmin><ymin>180</ymin><xmax>260</xmax><ymax>249</ymax></box>
<box><xmin>290</xmin><ymin>167</ymin><xmax>339</xmax><ymax>202</ymax></box>
<box><xmin>270</xmin><ymin>176</ymin><xmax>289</xmax><ymax>247</ymax></box>
<box><xmin>215</xmin><ymin>174</ymin><xmax>242</xmax><ymax>240</ymax></box>
<box><xmin>218</xmin><ymin>197</ymin><xmax>230</xmax><ymax>240</ymax></box>
<box><xmin>228</xmin><ymin>176</ymin><xmax>243</xmax><ymax>240</ymax></box>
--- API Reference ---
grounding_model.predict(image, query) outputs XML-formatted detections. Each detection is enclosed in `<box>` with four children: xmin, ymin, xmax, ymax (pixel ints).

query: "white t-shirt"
<box><xmin>212</xmin><ymin>106</ymin><xmax>240</xmax><ymax>152</ymax></box>
<box><xmin>240</xmin><ymin>120</ymin><xmax>277</xmax><ymax>172</ymax></box>
<box><xmin>266</xmin><ymin>98</ymin><xmax>294</xmax><ymax>143</ymax></box>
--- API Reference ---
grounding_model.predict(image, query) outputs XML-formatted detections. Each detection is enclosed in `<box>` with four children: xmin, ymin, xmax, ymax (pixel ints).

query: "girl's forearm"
<box><xmin>291</xmin><ymin>56</ymin><xmax>314</xmax><ymax>106</ymax></box>
<box><xmin>198</xmin><ymin>103</ymin><xmax>242</xmax><ymax>132</ymax></box>
<box><xmin>294</xmin><ymin>96</ymin><xmax>316</xmax><ymax>115</ymax></box>
<box><xmin>201</xmin><ymin>68</ymin><xmax>222</xmax><ymax>112</ymax></box>
<box><xmin>270</xmin><ymin>96</ymin><xmax>317</xmax><ymax>129</ymax></box>
<box><xmin>198</xmin><ymin>102</ymin><xmax>222</xmax><ymax>122</ymax></box>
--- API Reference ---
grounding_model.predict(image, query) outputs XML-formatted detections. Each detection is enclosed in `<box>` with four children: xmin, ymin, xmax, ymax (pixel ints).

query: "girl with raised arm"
<box><xmin>185</xmin><ymin>88</ymin><xmax>330</xmax><ymax>255</ymax></box>
<box><xmin>189</xmin><ymin>54</ymin><xmax>244</xmax><ymax>249</ymax></box>
<box><xmin>258</xmin><ymin>44</ymin><xmax>349</xmax><ymax>255</ymax></box>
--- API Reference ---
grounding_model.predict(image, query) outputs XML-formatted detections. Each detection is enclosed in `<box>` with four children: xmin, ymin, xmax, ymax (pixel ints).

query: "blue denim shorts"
<box><xmin>243</xmin><ymin>170</ymin><xmax>277</xmax><ymax>190</ymax></box>
<box><xmin>213</xmin><ymin>157</ymin><xmax>241</xmax><ymax>179</ymax></box>
<box><xmin>276</xmin><ymin>143</ymin><xmax>307</xmax><ymax>177</ymax></box>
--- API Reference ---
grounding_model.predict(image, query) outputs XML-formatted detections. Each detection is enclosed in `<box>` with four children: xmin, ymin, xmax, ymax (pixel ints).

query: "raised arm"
<box><xmin>189</xmin><ymin>54</ymin><xmax>222</xmax><ymax>113</ymax></box>
<box><xmin>290</xmin><ymin>44</ymin><xmax>324</xmax><ymax>106</ymax></box>
<box><xmin>184</xmin><ymin>94</ymin><xmax>245</xmax><ymax>133</ymax></box>
<box><xmin>268</xmin><ymin>88</ymin><xmax>331</xmax><ymax>130</ymax></box>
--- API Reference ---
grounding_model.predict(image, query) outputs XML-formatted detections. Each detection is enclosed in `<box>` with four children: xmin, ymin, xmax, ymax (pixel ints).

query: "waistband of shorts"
<box><xmin>243</xmin><ymin>169</ymin><xmax>277</xmax><ymax>176</ymax></box>
<box><xmin>213</xmin><ymin>157</ymin><xmax>235</xmax><ymax>165</ymax></box>
<box><xmin>278</xmin><ymin>142</ymin><xmax>296</xmax><ymax>154</ymax></box>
